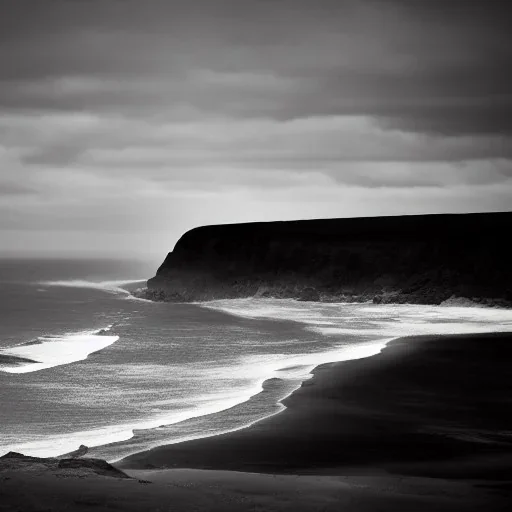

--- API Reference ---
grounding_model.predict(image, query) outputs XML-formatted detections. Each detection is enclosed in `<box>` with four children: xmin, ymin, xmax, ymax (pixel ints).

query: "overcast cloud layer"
<box><xmin>1</xmin><ymin>0</ymin><xmax>511</xmax><ymax>258</ymax></box>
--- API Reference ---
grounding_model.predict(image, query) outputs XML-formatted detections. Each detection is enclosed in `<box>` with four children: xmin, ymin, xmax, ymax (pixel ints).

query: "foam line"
<box><xmin>0</xmin><ymin>327</ymin><xmax>119</xmax><ymax>374</ymax></box>
<box><xmin>1</xmin><ymin>338</ymin><xmax>390</xmax><ymax>460</ymax></box>
<box><xmin>4</xmin><ymin>298</ymin><xmax>512</xmax><ymax>459</ymax></box>
<box><xmin>201</xmin><ymin>298</ymin><xmax>512</xmax><ymax>338</ymax></box>
<box><xmin>38</xmin><ymin>279</ymin><xmax>146</xmax><ymax>296</ymax></box>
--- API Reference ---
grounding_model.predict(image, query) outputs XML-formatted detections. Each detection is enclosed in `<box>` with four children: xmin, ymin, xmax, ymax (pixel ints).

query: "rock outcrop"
<box><xmin>63</xmin><ymin>444</ymin><xmax>89</xmax><ymax>458</ymax></box>
<box><xmin>0</xmin><ymin>452</ymin><xmax>130</xmax><ymax>479</ymax></box>
<box><xmin>144</xmin><ymin>212</ymin><xmax>512</xmax><ymax>306</ymax></box>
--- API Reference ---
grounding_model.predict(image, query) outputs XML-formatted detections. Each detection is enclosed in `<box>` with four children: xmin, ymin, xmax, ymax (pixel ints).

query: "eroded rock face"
<box><xmin>297</xmin><ymin>287</ymin><xmax>321</xmax><ymax>302</ymax></box>
<box><xmin>146</xmin><ymin>212</ymin><xmax>512</xmax><ymax>306</ymax></box>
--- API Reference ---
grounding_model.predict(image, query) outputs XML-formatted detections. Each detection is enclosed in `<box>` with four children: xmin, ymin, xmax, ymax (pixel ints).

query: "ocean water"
<box><xmin>1</xmin><ymin>258</ymin><xmax>512</xmax><ymax>463</ymax></box>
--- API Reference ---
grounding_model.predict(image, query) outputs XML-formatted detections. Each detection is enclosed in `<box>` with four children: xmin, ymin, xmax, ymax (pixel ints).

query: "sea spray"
<box><xmin>0</xmin><ymin>327</ymin><xmax>119</xmax><ymax>373</ymax></box>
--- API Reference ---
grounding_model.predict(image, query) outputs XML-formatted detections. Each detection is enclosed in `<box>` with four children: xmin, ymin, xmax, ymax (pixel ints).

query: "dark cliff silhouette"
<box><xmin>145</xmin><ymin>212</ymin><xmax>512</xmax><ymax>306</ymax></box>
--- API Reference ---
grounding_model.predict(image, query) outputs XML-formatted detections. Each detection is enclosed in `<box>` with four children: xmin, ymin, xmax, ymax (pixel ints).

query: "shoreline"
<box><xmin>2</xmin><ymin>331</ymin><xmax>511</xmax><ymax>511</ymax></box>
<box><xmin>92</xmin><ymin>337</ymin><xmax>391</xmax><ymax>464</ymax></box>
<box><xmin>137</xmin><ymin>286</ymin><xmax>512</xmax><ymax>309</ymax></box>
<box><xmin>4</xmin><ymin>296</ymin><xmax>512</xmax><ymax>462</ymax></box>
<box><xmin>117</xmin><ymin>331</ymin><xmax>512</xmax><ymax>480</ymax></box>
<box><xmin>79</xmin><ymin>297</ymin><xmax>512</xmax><ymax>464</ymax></box>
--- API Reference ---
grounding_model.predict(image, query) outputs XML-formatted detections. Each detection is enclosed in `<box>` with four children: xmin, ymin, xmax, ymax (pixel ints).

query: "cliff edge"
<box><xmin>144</xmin><ymin>212</ymin><xmax>512</xmax><ymax>306</ymax></box>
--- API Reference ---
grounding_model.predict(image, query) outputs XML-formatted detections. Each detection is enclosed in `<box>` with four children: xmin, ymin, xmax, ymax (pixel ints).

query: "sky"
<box><xmin>1</xmin><ymin>0</ymin><xmax>511</xmax><ymax>259</ymax></box>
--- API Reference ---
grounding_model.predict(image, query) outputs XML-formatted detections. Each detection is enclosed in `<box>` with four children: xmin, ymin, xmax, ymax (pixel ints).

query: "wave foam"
<box><xmin>202</xmin><ymin>299</ymin><xmax>512</xmax><ymax>340</ymax></box>
<box><xmin>5</xmin><ymin>298</ymin><xmax>511</xmax><ymax>459</ymax></box>
<box><xmin>6</xmin><ymin>337</ymin><xmax>389</xmax><ymax>460</ymax></box>
<box><xmin>38</xmin><ymin>279</ymin><xmax>146</xmax><ymax>296</ymax></box>
<box><xmin>0</xmin><ymin>327</ymin><xmax>119</xmax><ymax>374</ymax></box>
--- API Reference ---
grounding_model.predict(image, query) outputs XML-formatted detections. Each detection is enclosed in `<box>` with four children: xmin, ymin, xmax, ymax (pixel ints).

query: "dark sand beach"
<box><xmin>2</xmin><ymin>332</ymin><xmax>512</xmax><ymax>511</ymax></box>
<box><xmin>120</xmin><ymin>332</ymin><xmax>512</xmax><ymax>478</ymax></box>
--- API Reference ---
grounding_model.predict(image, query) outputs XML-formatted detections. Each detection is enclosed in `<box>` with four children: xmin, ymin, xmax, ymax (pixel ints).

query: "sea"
<box><xmin>1</xmin><ymin>257</ymin><xmax>512</xmax><ymax>463</ymax></box>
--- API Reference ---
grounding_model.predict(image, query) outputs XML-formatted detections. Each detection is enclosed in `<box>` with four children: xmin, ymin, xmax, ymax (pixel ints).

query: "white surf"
<box><xmin>0</xmin><ymin>328</ymin><xmax>119</xmax><ymax>374</ymax></box>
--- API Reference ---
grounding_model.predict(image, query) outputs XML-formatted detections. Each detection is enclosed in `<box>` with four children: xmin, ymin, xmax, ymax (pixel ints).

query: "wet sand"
<box><xmin>119</xmin><ymin>332</ymin><xmax>512</xmax><ymax>479</ymax></box>
<box><xmin>2</xmin><ymin>332</ymin><xmax>511</xmax><ymax>511</ymax></box>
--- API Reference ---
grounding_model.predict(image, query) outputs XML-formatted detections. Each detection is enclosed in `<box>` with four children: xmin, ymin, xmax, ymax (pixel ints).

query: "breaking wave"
<box><xmin>0</xmin><ymin>326</ymin><xmax>119</xmax><ymax>374</ymax></box>
<box><xmin>38</xmin><ymin>278</ymin><xmax>146</xmax><ymax>296</ymax></box>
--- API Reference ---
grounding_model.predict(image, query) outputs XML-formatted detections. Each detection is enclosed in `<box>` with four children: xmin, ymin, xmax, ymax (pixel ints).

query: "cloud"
<box><xmin>3</xmin><ymin>112</ymin><xmax>511</xmax><ymax>176</ymax></box>
<box><xmin>0</xmin><ymin>181</ymin><xmax>35</xmax><ymax>196</ymax></box>
<box><xmin>0</xmin><ymin>0</ymin><xmax>510</xmax><ymax>256</ymax></box>
<box><xmin>0</xmin><ymin>0</ymin><xmax>510</xmax><ymax>136</ymax></box>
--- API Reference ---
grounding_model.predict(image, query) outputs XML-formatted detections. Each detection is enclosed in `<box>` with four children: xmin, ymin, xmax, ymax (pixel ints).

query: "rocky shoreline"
<box><xmin>134</xmin><ymin>284</ymin><xmax>511</xmax><ymax>309</ymax></box>
<box><xmin>143</xmin><ymin>212</ymin><xmax>512</xmax><ymax>308</ymax></box>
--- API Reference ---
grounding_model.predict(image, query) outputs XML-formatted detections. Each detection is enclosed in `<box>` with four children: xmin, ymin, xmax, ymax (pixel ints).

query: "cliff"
<box><xmin>145</xmin><ymin>212</ymin><xmax>512</xmax><ymax>306</ymax></box>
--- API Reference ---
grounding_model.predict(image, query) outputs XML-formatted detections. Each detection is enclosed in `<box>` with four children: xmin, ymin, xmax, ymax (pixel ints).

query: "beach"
<box><xmin>2</xmin><ymin>0</ymin><xmax>511</xmax><ymax>506</ymax></box>
<box><xmin>2</xmin><ymin>331</ymin><xmax>511</xmax><ymax>511</ymax></box>
<box><xmin>118</xmin><ymin>332</ymin><xmax>512</xmax><ymax>478</ymax></box>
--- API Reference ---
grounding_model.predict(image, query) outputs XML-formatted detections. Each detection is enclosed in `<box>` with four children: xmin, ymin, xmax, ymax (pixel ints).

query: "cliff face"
<box><xmin>146</xmin><ymin>212</ymin><xmax>512</xmax><ymax>305</ymax></box>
